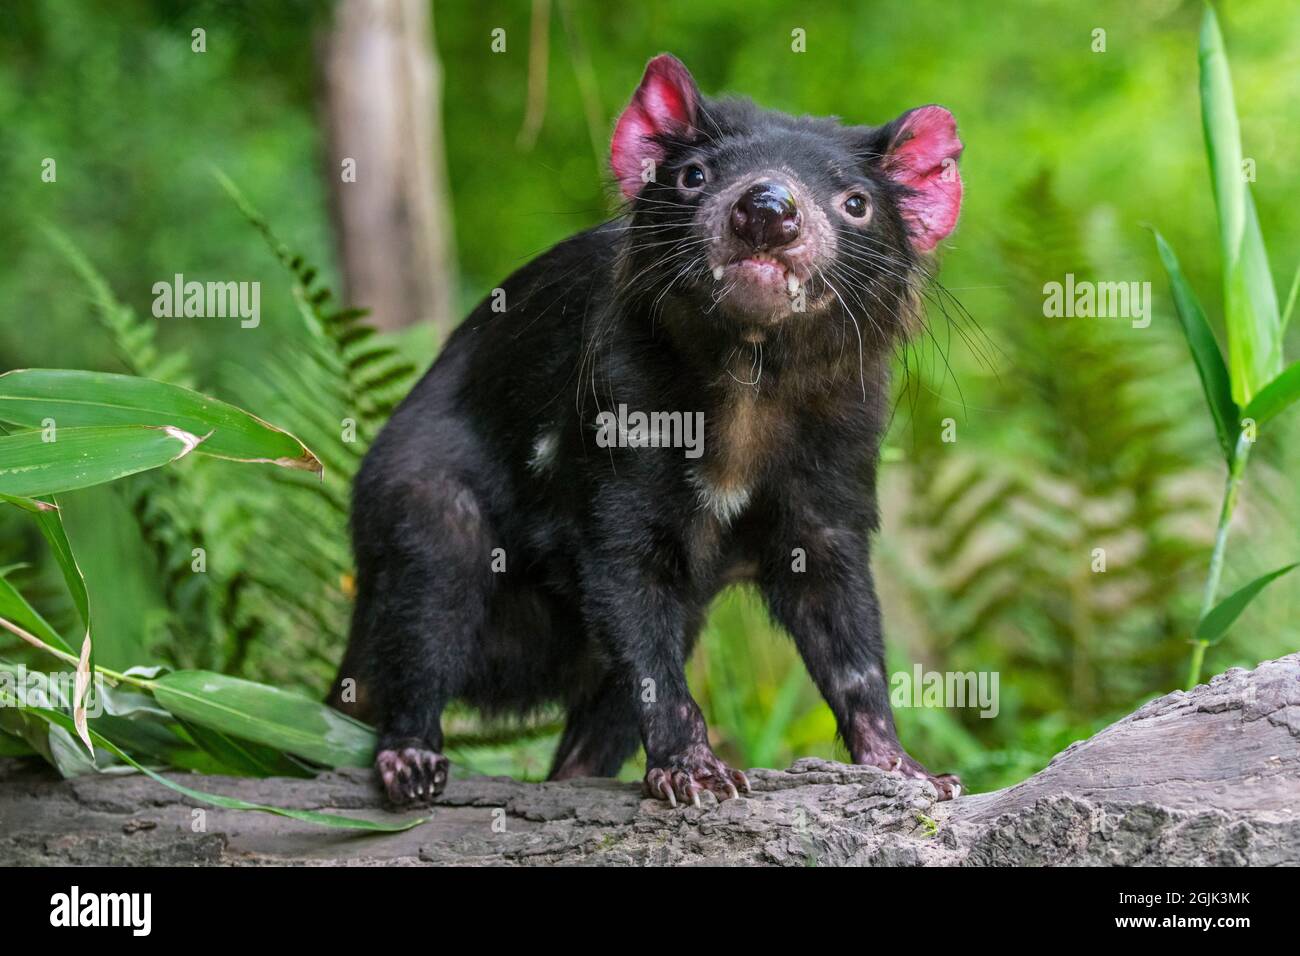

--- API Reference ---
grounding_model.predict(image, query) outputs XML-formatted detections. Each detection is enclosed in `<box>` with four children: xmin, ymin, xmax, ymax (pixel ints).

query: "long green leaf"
<box><xmin>178</xmin><ymin>719</ymin><xmax>316</xmax><ymax>778</ymax></box>
<box><xmin>1243</xmin><ymin>361</ymin><xmax>1300</xmax><ymax>428</ymax></box>
<box><xmin>1200</xmin><ymin>5</ymin><xmax>1281</xmax><ymax>403</ymax></box>
<box><xmin>1234</xmin><ymin>193</ymin><xmax>1283</xmax><ymax>391</ymax></box>
<box><xmin>4</xmin><ymin>697</ymin><xmax>424</xmax><ymax>832</ymax></box>
<box><xmin>0</xmin><ymin>573</ymin><xmax>70</xmax><ymax>654</ymax></box>
<box><xmin>1152</xmin><ymin>228</ymin><xmax>1239</xmax><ymax>461</ymax></box>
<box><xmin>0</xmin><ymin>492</ymin><xmax>58</xmax><ymax>515</ymax></box>
<box><xmin>0</xmin><ymin>696</ymin><xmax>59</xmax><ymax>766</ymax></box>
<box><xmin>0</xmin><ymin>424</ymin><xmax>204</xmax><ymax>497</ymax></box>
<box><xmin>26</xmin><ymin>495</ymin><xmax>89</xmax><ymax>642</ymax></box>
<box><xmin>64</xmin><ymin>682</ymin><xmax>216</xmax><ymax>773</ymax></box>
<box><xmin>1199</xmin><ymin>4</ymin><xmax>1244</xmax><ymax>277</ymax></box>
<box><xmin>0</xmin><ymin>369</ymin><xmax>320</xmax><ymax>473</ymax></box>
<box><xmin>150</xmin><ymin>670</ymin><xmax>375</xmax><ymax>767</ymax></box>
<box><xmin>0</xmin><ymin>614</ymin><xmax>88</xmax><ymax>757</ymax></box>
<box><xmin>1282</xmin><ymin>260</ymin><xmax>1300</xmax><ymax>335</ymax></box>
<box><xmin>1196</xmin><ymin>562</ymin><xmax>1299</xmax><ymax>644</ymax></box>
<box><xmin>0</xmin><ymin>732</ymin><xmax>35</xmax><ymax>757</ymax></box>
<box><xmin>10</xmin><ymin>493</ymin><xmax>94</xmax><ymax>750</ymax></box>
<box><xmin>88</xmin><ymin>714</ymin><xmax>217</xmax><ymax>773</ymax></box>
<box><xmin>0</xmin><ymin>662</ymin><xmax>99</xmax><ymax>774</ymax></box>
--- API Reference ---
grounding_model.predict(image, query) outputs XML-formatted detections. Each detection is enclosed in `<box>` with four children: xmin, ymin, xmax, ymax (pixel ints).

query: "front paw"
<box><xmin>644</xmin><ymin>745</ymin><xmax>751</xmax><ymax>808</ymax></box>
<box><xmin>855</xmin><ymin>744</ymin><xmax>962</xmax><ymax>800</ymax></box>
<box><xmin>376</xmin><ymin>744</ymin><xmax>449</xmax><ymax>806</ymax></box>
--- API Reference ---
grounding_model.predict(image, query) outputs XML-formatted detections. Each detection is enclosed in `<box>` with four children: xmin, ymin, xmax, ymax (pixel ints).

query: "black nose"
<box><xmin>730</xmin><ymin>182</ymin><xmax>801</xmax><ymax>250</ymax></box>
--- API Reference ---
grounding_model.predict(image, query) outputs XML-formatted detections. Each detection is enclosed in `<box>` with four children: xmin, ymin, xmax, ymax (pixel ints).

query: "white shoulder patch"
<box><xmin>527</xmin><ymin>429</ymin><xmax>560</xmax><ymax>474</ymax></box>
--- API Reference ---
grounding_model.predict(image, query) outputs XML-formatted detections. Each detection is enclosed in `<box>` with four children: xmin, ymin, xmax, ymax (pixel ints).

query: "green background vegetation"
<box><xmin>1</xmin><ymin>0</ymin><xmax>1297</xmax><ymax>792</ymax></box>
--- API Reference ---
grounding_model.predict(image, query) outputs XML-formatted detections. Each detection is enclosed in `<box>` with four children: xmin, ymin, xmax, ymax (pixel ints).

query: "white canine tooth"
<box><xmin>713</xmin><ymin>265</ymin><xmax>725</xmax><ymax>281</ymax></box>
<box><xmin>786</xmin><ymin>272</ymin><xmax>800</xmax><ymax>295</ymax></box>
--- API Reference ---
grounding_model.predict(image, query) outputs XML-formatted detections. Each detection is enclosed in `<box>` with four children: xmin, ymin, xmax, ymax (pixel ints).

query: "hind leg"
<box><xmin>350</xmin><ymin>472</ymin><xmax>494</xmax><ymax>805</ymax></box>
<box><xmin>548</xmin><ymin>673</ymin><xmax>641</xmax><ymax>780</ymax></box>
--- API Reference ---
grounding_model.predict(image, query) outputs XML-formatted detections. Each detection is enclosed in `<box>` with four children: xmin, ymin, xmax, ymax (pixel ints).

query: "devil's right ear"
<box><xmin>610</xmin><ymin>54</ymin><xmax>701</xmax><ymax>199</ymax></box>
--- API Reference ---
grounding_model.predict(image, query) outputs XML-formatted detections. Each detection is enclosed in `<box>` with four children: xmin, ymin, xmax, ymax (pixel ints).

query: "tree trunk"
<box><xmin>2</xmin><ymin>653</ymin><xmax>1297</xmax><ymax>865</ymax></box>
<box><xmin>319</xmin><ymin>0</ymin><xmax>456</xmax><ymax>335</ymax></box>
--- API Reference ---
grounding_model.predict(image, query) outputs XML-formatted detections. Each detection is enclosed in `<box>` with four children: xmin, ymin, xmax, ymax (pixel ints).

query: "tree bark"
<box><xmin>2</xmin><ymin>653</ymin><xmax>1297</xmax><ymax>865</ymax></box>
<box><xmin>319</xmin><ymin>0</ymin><xmax>456</xmax><ymax>335</ymax></box>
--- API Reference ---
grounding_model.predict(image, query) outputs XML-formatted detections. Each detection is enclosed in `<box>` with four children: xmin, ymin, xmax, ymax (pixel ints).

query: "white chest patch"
<box><xmin>689</xmin><ymin>470</ymin><xmax>752</xmax><ymax>525</ymax></box>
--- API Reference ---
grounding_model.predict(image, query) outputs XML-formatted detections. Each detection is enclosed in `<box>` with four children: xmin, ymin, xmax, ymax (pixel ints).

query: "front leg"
<box><xmin>641</xmin><ymin>702</ymin><xmax>751</xmax><ymax>808</ymax></box>
<box><xmin>578</xmin><ymin>539</ymin><xmax>749</xmax><ymax>808</ymax></box>
<box><xmin>759</xmin><ymin>514</ymin><xmax>962</xmax><ymax>800</ymax></box>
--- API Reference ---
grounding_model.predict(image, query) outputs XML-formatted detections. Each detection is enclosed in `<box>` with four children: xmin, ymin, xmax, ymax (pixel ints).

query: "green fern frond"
<box><xmin>213</xmin><ymin>170</ymin><xmax>419</xmax><ymax>447</ymax></box>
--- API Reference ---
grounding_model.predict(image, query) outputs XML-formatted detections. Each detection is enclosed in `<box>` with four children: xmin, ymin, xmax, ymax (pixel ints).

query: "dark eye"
<box><xmin>843</xmin><ymin>194</ymin><xmax>868</xmax><ymax>218</ymax></box>
<box><xmin>679</xmin><ymin>164</ymin><xmax>707</xmax><ymax>189</ymax></box>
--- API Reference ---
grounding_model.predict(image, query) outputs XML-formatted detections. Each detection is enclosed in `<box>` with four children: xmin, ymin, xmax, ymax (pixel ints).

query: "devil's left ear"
<box><xmin>866</xmin><ymin>105</ymin><xmax>964</xmax><ymax>252</ymax></box>
<box><xmin>610</xmin><ymin>54</ymin><xmax>701</xmax><ymax>199</ymax></box>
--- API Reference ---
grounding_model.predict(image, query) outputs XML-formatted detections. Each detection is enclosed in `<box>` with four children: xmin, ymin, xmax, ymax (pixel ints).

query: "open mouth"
<box><xmin>712</xmin><ymin>252</ymin><xmax>803</xmax><ymax>297</ymax></box>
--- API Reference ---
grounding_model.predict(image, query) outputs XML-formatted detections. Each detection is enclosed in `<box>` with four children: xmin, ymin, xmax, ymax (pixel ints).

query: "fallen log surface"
<box><xmin>2</xmin><ymin>654</ymin><xmax>1297</xmax><ymax>866</ymax></box>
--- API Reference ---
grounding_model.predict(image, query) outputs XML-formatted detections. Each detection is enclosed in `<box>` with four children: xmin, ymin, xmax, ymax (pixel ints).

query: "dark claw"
<box><xmin>854</xmin><ymin>744</ymin><xmax>962</xmax><ymax>801</ymax></box>
<box><xmin>644</xmin><ymin>748</ymin><xmax>748</xmax><ymax>809</ymax></box>
<box><xmin>644</xmin><ymin>768</ymin><xmax>678</xmax><ymax>807</ymax></box>
<box><xmin>673</xmin><ymin>770</ymin><xmax>702</xmax><ymax>807</ymax></box>
<box><xmin>932</xmin><ymin>773</ymin><xmax>962</xmax><ymax>800</ymax></box>
<box><xmin>376</xmin><ymin>746</ymin><xmax>450</xmax><ymax>806</ymax></box>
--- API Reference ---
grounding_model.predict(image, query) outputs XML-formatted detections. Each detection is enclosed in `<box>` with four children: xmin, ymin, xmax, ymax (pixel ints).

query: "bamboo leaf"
<box><xmin>26</xmin><ymin>495</ymin><xmax>89</xmax><ymax>645</ymax></box>
<box><xmin>0</xmin><ymin>697</ymin><xmax>59</xmax><ymax>767</ymax></box>
<box><xmin>17</xmin><ymin>493</ymin><xmax>93</xmax><ymax>747</ymax></box>
<box><xmin>0</xmin><ymin>492</ymin><xmax>58</xmax><ymax>514</ymax></box>
<box><xmin>1200</xmin><ymin>4</ymin><xmax>1282</xmax><ymax>403</ymax></box>
<box><xmin>1233</xmin><ymin>192</ymin><xmax>1283</xmax><ymax>393</ymax></box>
<box><xmin>0</xmin><ymin>658</ymin><xmax>95</xmax><ymax>773</ymax></box>
<box><xmin>0</xmin><ymin>732</ymin><xmax>35</xmax><ymax>757</ymax></box>
<box><xmin>1243</xmin><ymin>361</ymin><xmax>1300</xmax><ymax>428</ymax></box>
<box><xmin>1151</xmin><ymin>228</ymin><xmax>1239</xmax><ymax>461</ymax></box>
<box><xmin>0</xmin><ymin>424</ymin><xmax>205</xmax><ymax>497</ymax></box>
<box><xmin>0</xmin><ymin>369</ymin><xmax>320</xmax><ymax>473</ymax></box>
<box><xmin>0</xmin><ymin>614</ymin><xmax>77</xmax><ymax>666</ymax></box>
<box><xmin>90</xmin><ymin>714</ymin><xmax>218</xmax><ymax>773</ymax></box>
<box><xmin>72</xmin><ymin>633</ymin><xmax>92</xmax><ymax>753</ymax></box>
<box><xmin>4</xmin><ymin>696</ymin><xmax>424</xmax><ymax>832</ymax></box>
<box><xmin>177</xmin><ymin>719</ymin><xmax>316</xmax><ymax>778</ymax></box>
<box><xmin>1</xmin><ymin>490</ymin><xmax>90</xmax><ymax>652</ymax></box>
<box><xmin>5</xmin><ymin>515</ymin><xmax>100</xmax><ymax>757</ymax></box>
<box><xmin>1196</xmin><ymin>562</ymin><xmax>1299</xmax><ymax>645</ymax></box>
<box><xmin>0</xmin><ymin>574</ymin><xmax>70</xmax><ymax>654</ymax></box>
<box><xmin>149</xmin><ymin>670</ymin><xmax>375</xmax><ymax>767</ymax></box>
<box><xmin>1282</xmin><ymin>260</ymin><xmax>1300</xmax><ymax>335</ymax></box>
<box><xmin>1199</xmin><ymin>3</ymin><xmax>1244</xmax><ymax>276</ymax></box>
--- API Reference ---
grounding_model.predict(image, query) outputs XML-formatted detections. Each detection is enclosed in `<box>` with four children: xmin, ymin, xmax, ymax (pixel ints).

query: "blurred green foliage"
<box><xmin>1</xmin><ymin>0</ymin><xmax>1297</xmax><ymax>793</ymax></box>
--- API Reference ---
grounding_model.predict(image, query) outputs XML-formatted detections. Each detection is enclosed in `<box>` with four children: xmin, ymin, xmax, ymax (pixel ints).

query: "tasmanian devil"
<box><xmin>329</xmin><ymin>54</ymin><xmax>965</xmax><ymax>807</ymax></box>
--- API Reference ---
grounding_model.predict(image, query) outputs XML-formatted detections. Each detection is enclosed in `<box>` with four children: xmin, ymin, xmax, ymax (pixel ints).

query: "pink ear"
<box><xmin>610</xmin><ymin>54</ymin><xmax>700</xmax><ymax>198</ymax></box>
<box><xmin>884</xmin><ymin>106</ymin><xmax>963</xmax><ymax>252</ymax></box>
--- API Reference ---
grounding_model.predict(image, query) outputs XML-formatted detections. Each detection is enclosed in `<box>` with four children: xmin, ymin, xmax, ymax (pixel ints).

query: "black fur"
<box><xmin>330</xmin><ymin>58</ymin><xmax>962</xmax><ymax>806</ymax></box>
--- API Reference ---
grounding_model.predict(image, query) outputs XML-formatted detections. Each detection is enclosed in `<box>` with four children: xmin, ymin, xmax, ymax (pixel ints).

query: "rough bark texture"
<box><xmin>1</xmin><ymin>654</ymin><xmax>1296</xmax><ymax>866</ymax></box>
